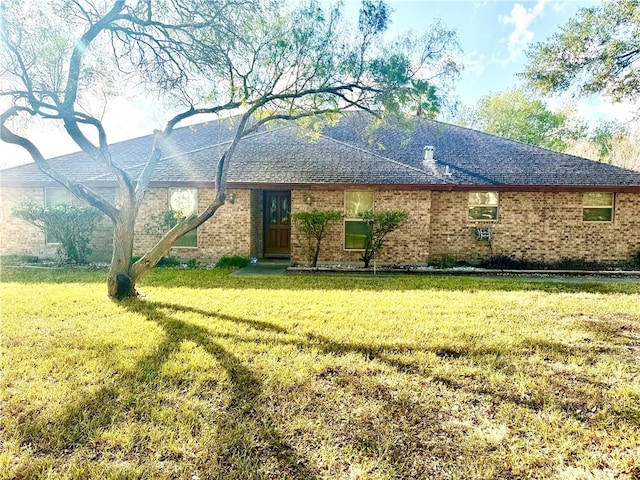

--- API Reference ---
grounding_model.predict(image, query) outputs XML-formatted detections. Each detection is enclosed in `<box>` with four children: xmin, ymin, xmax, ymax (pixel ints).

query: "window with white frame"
<box><xmin>169</xmin><ymin>188</ymin><xmax>198</xmax><ymax>247</ymax></box>
<box><xmin>468</xmin><ymin>192</ymin><xmax>499</xmax><ymax>221</ymax></box>
<box><xmin>344</xmin><ymin>191</ymin><xmax>374</xmax><ymax>250</ymax></box>
<box><xmin>583</xmin><ymin>192</ymin><xmax>614</xmax><ymax>222</ymax></box>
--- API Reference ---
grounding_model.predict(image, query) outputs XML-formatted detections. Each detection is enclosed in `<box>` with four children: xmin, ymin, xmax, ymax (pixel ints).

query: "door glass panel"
<box><xmin>270</xmin><ymin>197</ymin><xmax>278</xmax><ymax>224</ymax></box>
<box><xmin>281</xmin><ymin>197</ymin><xmax>290</xmax><ymax>225</ymax></box>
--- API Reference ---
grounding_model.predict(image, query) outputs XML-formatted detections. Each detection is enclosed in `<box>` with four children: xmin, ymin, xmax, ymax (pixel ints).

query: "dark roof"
<box><xmin>3</xmin><ymin>112</ymin><xmax>640</xmax><ymax>189</ymax></box>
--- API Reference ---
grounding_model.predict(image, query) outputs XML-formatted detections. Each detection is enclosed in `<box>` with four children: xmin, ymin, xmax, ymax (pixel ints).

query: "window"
<box><xmin>169</xmin><ymin>188</ymin><xmax>198</xmax><ymax>247</ymax></box>
<box><xmin>344</xmin><ymin>191</ymin><xmax>374</xmax><ymax>249</ymax></box>
<box><xmin>468</xmin><ymin>192</ymin><xmax>499</xmax><ymax>221</ymax></box>
<box><xmin>44</xmin><ymin>187</ymin><xmax>74</xmax><ymax>244</ymax></box>
<box><xmin>583</xmin><ymin>192</ymin><xmax>614</xmax><ymax>222</ymax></box>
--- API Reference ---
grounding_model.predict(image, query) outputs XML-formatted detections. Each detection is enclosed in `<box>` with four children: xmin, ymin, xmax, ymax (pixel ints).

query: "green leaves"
<box><xmin>467</xmin><ymin>87</ymin><xmax>585</xmax><ymax>152</ymax></box>
<box><xmin>357</xmin><ymin>210</ymin><xmax>409</xmax><ymax>268</ymax></box>
<box><xmin>523</xmin><ymin>0</ymin><xmax>640</xmax><ymax>103</ymax></box>
<box><xmin>358</xmin><ymin>0</ymin><xmax>390</xmax><ymax>36</ymax></box>
<box><xmin>292</xmin><ymin>209</ymin><xmax>342</xmax><ymax>267</ymax></box>
<box><xmin>12</xmin><ymin>203</ymin><xmax>103</xmax><ymax>264</ymax></box>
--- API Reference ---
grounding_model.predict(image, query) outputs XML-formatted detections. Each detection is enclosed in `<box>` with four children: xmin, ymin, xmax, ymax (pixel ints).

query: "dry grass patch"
<box><xmin>1</xmin><ymin>268</ymin><xmax>639</xmax><ymax>479</ymax></box>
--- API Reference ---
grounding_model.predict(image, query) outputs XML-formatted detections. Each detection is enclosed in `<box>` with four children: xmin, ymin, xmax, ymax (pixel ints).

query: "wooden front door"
<box><xmin>264</xmin><ymin>191</ymin><xmax>291</xmax><ymax>256</ymax></box>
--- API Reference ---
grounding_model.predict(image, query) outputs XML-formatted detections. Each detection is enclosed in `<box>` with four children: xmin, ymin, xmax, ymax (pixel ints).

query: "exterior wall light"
<box><xmin>305</xmin><ymin>194</ymin><xmax>313</xmax><ymax>205</ymax></box>
<box><xmin>227</xmin><ymin>192</ymin><xmax>235</xmax><ymax>204</ymax></box>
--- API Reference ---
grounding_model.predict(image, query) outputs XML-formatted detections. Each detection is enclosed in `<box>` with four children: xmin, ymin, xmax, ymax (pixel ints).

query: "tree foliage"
<box><xmin>566</xmin><ymin>120</ymin><xmax>640</xmax><ymax>171</ymax></box>
<box><xmin>459</xmin><ymin>88</ymin><xmax>585</xmax><ymax>152</ymax></box>
<box><xmin>522</xmin><ymin>0</ymin><xmax>640</xmax><ymax>103</ymax></box>
<box><xmin>358</xmin><ymin>210</ymin><xmax>409</xmax><ymax>268</ymax></box>
<box><xmin>0</xmin><ymin>0</ymin><xmax>460</xmax><ymax>299</ymax></box>
<box><xmin>292</xmin><ymin>209</ymin><xmax>342</xmax><ymax>267</ymax></box>
<box><xmin>12</xmin><ymin>203</ymin><xmax>103</xmax><ymax>264</ymax></box>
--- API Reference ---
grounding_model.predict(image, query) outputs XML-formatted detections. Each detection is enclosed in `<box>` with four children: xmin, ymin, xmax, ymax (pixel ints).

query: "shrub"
<box><xmin>292</xmin><ymin>210</ymin><xmax>343</xmax><ymax>267</ymax></box>
<box><xmin>156</xmin><ymin>257</ymin><xmax>182</xmax><ymax>267</ymax></box>
<box><xmin>358</xmin><ymin>210</ymin><xmax>409</xmax><ymax>268</ymax></box>
<box><xmin>215</xmin><ymin>256</ymin><xmax>250</xmax><ymax>269</ymax></box>
<box><xmin>476</xmin><ymin>255</ymin><xmax>533</xmax><ymax>270</ymax></box>
<box><xmin>13</xmin><ymin>203</ymin><xmax>103</xmax><ymax>264</ymax></box>
<box><xmin>0</xmin><ymin>255</ymin><xmax>41</xmax><ymax>265</ymax></box>
<box><xmin>427</xmin><ymin>257</ymin><xmax>470</xmax><ymax>269</ymax></box>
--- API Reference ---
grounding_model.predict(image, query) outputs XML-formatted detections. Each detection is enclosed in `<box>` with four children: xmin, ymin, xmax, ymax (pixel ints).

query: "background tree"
<box><xmin>292</xmin><ymin>209</ymin><xmax>342</xmax><ymax>268</ymax></box>
<box><xmin>566</xmin><ymin>120</ymin><xmax>640</xmax><ymax>171</ymax></box>
<box><xmin>0</xmin><ymin>0</ymin><xmax>461</xmax><ymax>299</ymax></box>
<box><xmin>456</xmin><ymin>87</ymin><xmax>585</xmax><ymax>152</ymax></box>
<box><xmin>522</xmin><ymin>0</ymin><xmax>640</xmax><ymax>104</ymax></box>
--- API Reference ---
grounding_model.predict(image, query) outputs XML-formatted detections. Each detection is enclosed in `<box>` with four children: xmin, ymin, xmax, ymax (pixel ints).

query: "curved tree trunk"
<box><xmin>107</xmin><ymin>207</ymin><xmax>137</xmax><ymax>300</ymax></box>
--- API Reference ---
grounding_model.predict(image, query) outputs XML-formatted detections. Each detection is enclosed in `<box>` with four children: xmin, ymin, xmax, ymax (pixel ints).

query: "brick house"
<box><xmin>2</xmin><ymin>113</ymin><xmax>640</xmax><ymax>266</ymax></box>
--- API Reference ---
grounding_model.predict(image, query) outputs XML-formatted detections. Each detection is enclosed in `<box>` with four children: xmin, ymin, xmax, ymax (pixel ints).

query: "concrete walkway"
<box><xmin>230</xmin><ymin>259</ymin><xmax>290</xmax><ymax>277</ymax></box>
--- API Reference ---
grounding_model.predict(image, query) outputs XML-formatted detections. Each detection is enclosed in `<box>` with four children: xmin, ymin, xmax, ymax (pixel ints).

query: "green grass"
<box><xmin>1</xmin><ymin>267</ymin><xmax>639</xmax><ymax>479</ymax></box>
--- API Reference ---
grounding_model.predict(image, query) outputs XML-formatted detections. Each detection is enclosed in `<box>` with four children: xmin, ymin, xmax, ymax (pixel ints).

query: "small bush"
<box><xmin>156</xmin><ymin>257</ymin><xmax>182</xmax><ymax>267</ymax></box>
<box><xmin>427</xmin><ymin>257</ymin><xmax>470</xmax><ymax>269</ymax></box>
<box><xmin>186</xmin><ymin>258</ymin><xmax>199</xmax><ymax>269</ymax></box>
<box><xmin>476</xmin><ymin>255</ymin><xmax>617</xmax><ymax>271</ymax></box>
<box><xmin>628</xmin><ymin>251</ymin><xmax>640</xmax><ymax>270</ymax></box>
<box><xmin>358</xmin><ymin>210</ymin><xmax>410</xmax><ymax>268</ymax></box>
<box><xmin>0</xmin><ymin>255</ymin><xmax>41</xmax><ymax>265</ymax></box>
<box><xmin>215</xmin><ymin>256</ymin><xmax>249</xmax><ymax>269</ymax></box>
<box><xmin>476</xmin><ymin>255</ymin><xmax>534</xmax><ymax>270</ymax></box>
<box><xmin>292</xmin><ymin>210</ymin><xmax>343</xmax><ymax>267</ymax></box>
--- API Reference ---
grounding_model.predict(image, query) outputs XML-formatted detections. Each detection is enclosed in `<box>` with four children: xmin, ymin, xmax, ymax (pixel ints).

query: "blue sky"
<box><xmin>2</xmin><ymin>0</ymin><xmax>629</xmax><ymax>167</ymax></box>
<box><xmin>382</xmin><ymin>0</ymin><xmax>599</xmax><ymax>106</ymax></box>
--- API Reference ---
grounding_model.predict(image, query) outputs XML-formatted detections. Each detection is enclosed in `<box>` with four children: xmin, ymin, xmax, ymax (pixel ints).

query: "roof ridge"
<box><xmin>95</xmin><ymin>124</ymin><xmax>294</xmax><ymax>180</ymax></box>
<box><xmin>430</xmin><ymin>116</ymin><xmax>595</xmax><ymax>159</ymax></box>
<box><xmin>316</xmin><ymin>131</ymin><xmax>434</xmax><ymax>177</ymax></box>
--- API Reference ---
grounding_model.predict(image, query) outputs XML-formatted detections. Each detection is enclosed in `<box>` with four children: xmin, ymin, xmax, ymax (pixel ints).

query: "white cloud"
<box><xmin>498</xmin><ymin>0</ymin><xmax>548</xmax><ymax>63</ymax></box>
<box><xmin>463</xmin><ymin>51</ymin><xmax>486</xmax><ymax>77</ymax></box>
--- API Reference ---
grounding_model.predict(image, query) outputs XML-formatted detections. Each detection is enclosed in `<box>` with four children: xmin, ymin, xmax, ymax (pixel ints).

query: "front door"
<box><xmin>264</xmin><ymin>191</ymin><xmax>291</xmax><ymax>256</ymax></box>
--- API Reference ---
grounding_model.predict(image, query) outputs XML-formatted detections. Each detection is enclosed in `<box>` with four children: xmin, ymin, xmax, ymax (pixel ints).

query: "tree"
<box><xmin>12</xmin><ymin>203</ymin><xmax>103</xmax><ymax>264</ymax></box>
<box><xmin>465</xmin><ymin>88</ymin><xmax>585</xmax><ymax>152</ymax></box>
<box><xmin>292</xmin><ymin>209</ymin><xmax>342</xmax><ymax>268</ymax></box>
<box><xmin>522</xmin><ymin>0</ymin><xmax>640</xmax><ymax>103</ymax></box>
<box><xmin>0</xmin><ymin>0</ymin><xmax>461</xmax><ymax>299</ymax></box>
<box><xmin>359</xmin><ymin>210</ymin><xmax>409</xmax><ymax>268</ymax></box>
<box><xmin>566</xmin><ymin>120</ymin><xmax>640</xmax><ymax>171</ymax></box>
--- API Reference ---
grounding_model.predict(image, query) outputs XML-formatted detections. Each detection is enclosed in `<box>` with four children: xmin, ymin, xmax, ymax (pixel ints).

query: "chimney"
<box><xmin>423</xmin><ymin>145</ymin><xmax>434</xmax><ymax>169</ymax></box>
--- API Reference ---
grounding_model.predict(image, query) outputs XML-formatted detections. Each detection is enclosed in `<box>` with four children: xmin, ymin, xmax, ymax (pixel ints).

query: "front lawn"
<box><xmin>1</xmin><ymin>268</ymin><xmax>639</xmax><ymax>479</ymax></box>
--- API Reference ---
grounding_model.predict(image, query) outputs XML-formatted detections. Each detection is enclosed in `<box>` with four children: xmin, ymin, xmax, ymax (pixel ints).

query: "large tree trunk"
<box><xmin>107</xmin><ymin>207</ymin><xmax>137</xmax><ymax>300</ymax></box>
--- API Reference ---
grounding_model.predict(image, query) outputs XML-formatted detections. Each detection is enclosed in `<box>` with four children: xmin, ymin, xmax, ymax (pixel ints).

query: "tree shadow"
<box><xmin>11</xmin><ymin>297</ymin><xmax>638</xmax><ymax>478</ymax></box>
<box><xmin>15</xmin><ymin>299</ymin><xmax>320</xmax><ymax>479</ymax></box>
<box><xmin>137</xmin><ymin>301</ymin><xmax>637</xmax><ymax>430</ymax></box>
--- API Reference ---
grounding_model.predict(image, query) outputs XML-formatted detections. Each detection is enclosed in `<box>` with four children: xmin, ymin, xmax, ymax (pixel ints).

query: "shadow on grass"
<box><xmin>139</xmin><ymin>301</ymin><xmax>640</xmax><ymax>430</ymax></box>
<box><xmin>10</xmin><ymin>298</ymin><xmax>639</xmax><ymax>478</ymax></box>
<box><xmin>14</xmin><ymin>299</ymin><xmax>319</xmax><ymax>479</ymax></box>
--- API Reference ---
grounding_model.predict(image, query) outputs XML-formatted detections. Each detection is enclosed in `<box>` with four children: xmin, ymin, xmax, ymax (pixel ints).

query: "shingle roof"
<box><xmin>3</xmin><ymin>112</ymin><xmax>640</xmax><ymax>189</ymax></box>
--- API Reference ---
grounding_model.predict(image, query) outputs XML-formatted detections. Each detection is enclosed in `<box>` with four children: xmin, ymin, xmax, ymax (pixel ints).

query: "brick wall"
<box><xmin>429</xmin><ymin>191</ymin><xmax>640</xmax><ymax>263</ymax></box>
<box><xmin>249</xmin><ymin>189</ymin><xmax>264</xmax><ymax>258</ymax></box>
<box><xmin>134</xmin><ymin>187</ymin><xmax>252</xmax><ymax>261</ymax></box>
<box><xmin>290</xmin><ymin>188</ymin><xmax>431</xmax><ymax>266</ymax></box>
<box><xmin>3</xmin><ymin>186</ymin><xmax>640</xmax><ymax>265</ymax></box>
<box><xmin>0</xmin><ymin>187</ymin><xmax>113</xmax><ymax>262</ymax></box>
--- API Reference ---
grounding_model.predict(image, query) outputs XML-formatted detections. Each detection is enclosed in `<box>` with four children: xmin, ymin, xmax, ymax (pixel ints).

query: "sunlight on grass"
<box><xmin>1</xmin><ymin>268</ymin><xmax>639</xmax><ymax>479</ymax></box>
